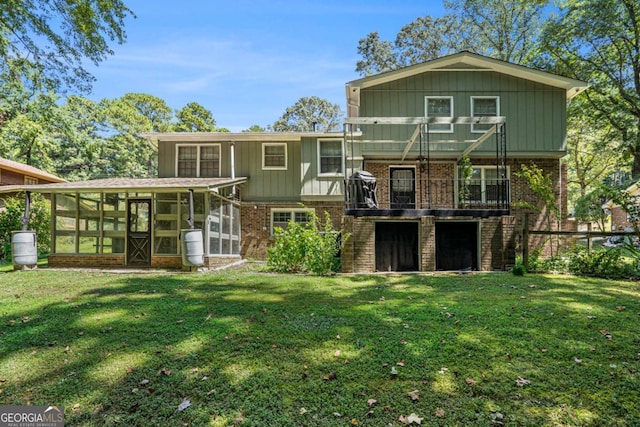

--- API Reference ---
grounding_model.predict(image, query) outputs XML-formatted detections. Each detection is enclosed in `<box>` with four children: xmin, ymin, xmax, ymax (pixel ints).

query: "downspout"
<box><xmin>187</xmin><ymin>189</ymin><xmax>195</xmax><ymax>230</ymax></box>
<box><xmin>22</xmin><ymin>191</ymin><xmax>31</xmax><ymax>231</ymax></box>
<box><xmin>230</xmin><ymin>142</ymin><xmax>236</xmax><ymax>197</ymax></box>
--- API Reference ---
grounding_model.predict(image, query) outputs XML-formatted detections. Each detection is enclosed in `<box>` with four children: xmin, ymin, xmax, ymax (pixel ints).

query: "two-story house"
<box><xmin>8</xmin><ymin>52</ymin><xmax>586</xmax><ymax>271</ymax></box>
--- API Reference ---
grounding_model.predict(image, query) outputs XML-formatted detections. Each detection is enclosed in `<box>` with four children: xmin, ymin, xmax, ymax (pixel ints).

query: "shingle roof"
<box><xmin>0</xmin><ymin>157</ymin><xmax>66</xmax><ymax>183</ymax></box>
<box><xmin>0</xmin><ymin>177</ymin><xmax>247</xmax><ymax>193</ymax></box>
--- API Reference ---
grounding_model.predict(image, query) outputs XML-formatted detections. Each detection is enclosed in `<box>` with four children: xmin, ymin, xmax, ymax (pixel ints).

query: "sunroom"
<box><xmin>12</xmin><ymin>177</ymin><xmax>245</xmax><ymax>269</ymax></box>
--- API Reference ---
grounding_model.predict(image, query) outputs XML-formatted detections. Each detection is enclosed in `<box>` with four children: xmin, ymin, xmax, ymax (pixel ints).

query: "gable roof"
<box><xmin>0</xmin><ymin>157</ymin><xmax>66</xmax><ymax>183</ymax></box>
<box><xmin>346</xmin><ymin>51</ymin><xmax>588</xmax><ymax>109</ymax></box>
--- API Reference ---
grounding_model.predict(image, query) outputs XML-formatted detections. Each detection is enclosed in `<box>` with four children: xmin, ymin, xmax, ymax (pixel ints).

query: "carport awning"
<box><xmin>0</xmin><ymin>177</ymin><xmax>247</xmax><ymax>194</ymax></box>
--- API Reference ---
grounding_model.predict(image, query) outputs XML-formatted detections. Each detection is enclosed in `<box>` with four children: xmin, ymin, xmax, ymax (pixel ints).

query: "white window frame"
<box><xmin>470</xmin><ymin>96</ymin><xmax>500</xmax><ymax>133</ymax></box>
<box><xmin>175</xmin><ymin>144</ymin><xmax>221</xmax><ymax>177</ymax></box>
<box><xmin>317</xmin><ymin>138</ymin><xmax>344</xmax><ymax>177</ymax></box>
<box><xmin>262</xmin><ymin>143</ymin><xmax>288</xmax><ymax>170</ymax></box>
<box><xmin>270</xmin><ymin>208</ymin><xmax>314</xmax><ymax>236</ymax></box>
<box><xmin>467</xmin><ymin>165</ymin><xmax>510</xmax><ymax>203</ymax></box>
<box><xmin>425</xmin><ymin>96</ymin><xmax>454</xmax><ymax>133</ymax></box>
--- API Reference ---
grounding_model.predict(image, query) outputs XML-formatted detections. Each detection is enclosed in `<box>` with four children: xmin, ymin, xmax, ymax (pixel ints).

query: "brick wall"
<box><xmin>240</xmin><ymin>200</ymin><xmax>344</xmax><ymax>260</ymax></box>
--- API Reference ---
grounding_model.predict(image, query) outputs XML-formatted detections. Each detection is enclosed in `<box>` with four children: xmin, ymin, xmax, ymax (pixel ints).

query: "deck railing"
<box><xmin>345</xmin><ymin>177</ymin><xmax>510</xmax><ymax>211</ymax></box>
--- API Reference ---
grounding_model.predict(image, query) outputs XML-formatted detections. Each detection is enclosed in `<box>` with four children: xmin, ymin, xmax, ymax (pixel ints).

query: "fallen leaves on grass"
<box><xmin>299</xmin><ymin>407</ymin><xmax>307</xmax><ymax>415</ymax></box>
<box><xmin>159</xmin><ymin>368</ymin><xmax>172</xmax><ymax>376</ymax></box>
<box><xmin>367</xmin><ymin>399</ymin><xmax>377</xmax><ymax>407</ymax></box>
<box><xmin>399</xmin><ymin>413</ymin><xmax>423</xmax><ymax>424</ymax></box>
<box><xmin>323</xmin><ymin>371</ymin><xmax>337</xmax><ymax>381</ymax></box>
<box><xmin>600</xmin><ymin>330</ymin><xmax>613</xmax><ymax>340</ymax></box>
<box><xmin>407</xmin><ymin>389</ymin><xmax>420</xmax><ymax>401</ymax></box>
<box><xmin>435</xmin><ymin>408</ymin><xmax>445</xmax><ymax>417</ymax></box>
<box><xmin>516</xmin><ymin>377</ymin><xmax>531</xmax><ymax>387</ymax></box>
<box><xmin>177</xmin><ymin>398</ymin><xmax>191</xmax><ymax>411</ymax></box>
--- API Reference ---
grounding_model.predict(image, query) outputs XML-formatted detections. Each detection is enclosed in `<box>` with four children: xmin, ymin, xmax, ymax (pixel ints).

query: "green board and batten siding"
<box><xmin>157</xmin><ymin>138</ymin><xmax>344</xmax><ymax>200</ymax></box>
<box><xmin>357</xmin><ymin>70</ymin><xmax>567</xmax><ymax>157</ymax></box>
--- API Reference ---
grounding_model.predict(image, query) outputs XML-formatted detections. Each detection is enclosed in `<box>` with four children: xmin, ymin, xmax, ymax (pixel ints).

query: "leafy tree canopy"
<box><xmin>356</xmin><ymin>0</ymin><xmax>548</xmax><ymax>75</ymax></box>
<box><xmin>0</xmin><ymin>0</ymin><xmax>134</xmax><ymax>93</ymax></box>
<box><xmin>539</xmin><ymin>0</ymin><xmax>640</xmax><ymax>178</ymax></box>
<box><xmin>271</xmin><ymin>96</ymin><xmax>343</xmax><ymax>133</ymax></box>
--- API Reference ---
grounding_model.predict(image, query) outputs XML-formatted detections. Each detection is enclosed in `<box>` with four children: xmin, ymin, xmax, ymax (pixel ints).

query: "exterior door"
<box><xmin>390</xmin><ymin>168</ymin><xmax>416</xmax><ymax>209</ymax></box>
<box><xmin>435</xmin><ymin>221</ymin><xmax>478</xmax><ymax>271</ymax></box>
<box><xmin>375</xmin><ymin>222</ymin><xmax>419</xmax><ymax>271</ymax></box>
<box><xmin>127</xmin><ymin>199</ymin><xmax>151</xmax><ymax>266</ymax></box>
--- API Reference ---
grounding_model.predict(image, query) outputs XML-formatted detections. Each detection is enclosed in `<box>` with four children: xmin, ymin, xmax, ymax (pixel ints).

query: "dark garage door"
<box><xmin>436</xmin><ymin>222</ymin><xmax>478</xmax><ymax>271</ymax></box>
<box><xmin>375</xmin><ymin>222</ymin><xmax>419</xmax><ymax>272</ymax></box>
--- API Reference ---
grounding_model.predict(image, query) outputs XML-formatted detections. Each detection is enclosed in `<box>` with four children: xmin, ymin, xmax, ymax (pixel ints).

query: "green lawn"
<box><xmin>0</xmin><ymin>268</ymin><xmax>639</xmax><ymax>426</ymax></box>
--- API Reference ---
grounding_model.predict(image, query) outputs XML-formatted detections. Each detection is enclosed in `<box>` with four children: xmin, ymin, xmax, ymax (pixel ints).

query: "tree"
<box><xmin>444</xmin><ymin>0</ymin><xmax>547</xmax><ymax>64</ymax></box>
<box><xmin>539</xmin><ymin>0</ymin><xmax>640</xmax><ymax>178</ymax></box>
<box><xmin>565</xmin><ymin>98</ymin><xmax>626</xmax><ymax>205</ymax></box>
<box><xmin>272</xmin><ymin>96</ymin><xmax>343</xmax><ymax>132</ymax></box>
<box><xmin>243</xmin><ymin>125</ymin><xmax>267</xmax><ymax>133</ymax></box>
<box><xmin>51</xmin><ymin>95</ymin><xmax>104</xmax><ymax>181</ymax></box>
<box><xmin>0</xmin><ymin>92</ymin><xmax>59</xmax><ymax>170</ymax></box>
<box><xmin>0</xmin><ymin>0</ymin><xmax>134</xmax><ymax>93</ymax></box>
<box><xmin>355</xmin><ymin>0</ymin><xmax>549</xmax><ymax>75</ymax></box>
<box><xmin>174</xmin><ymin>102</ymin><xmax>217</xmax><ymax>132</ymax></box>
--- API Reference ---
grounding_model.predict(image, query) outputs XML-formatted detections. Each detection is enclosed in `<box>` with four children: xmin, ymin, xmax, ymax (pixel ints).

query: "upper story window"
<box><xmin>176</xmin><ymin>144</ymin><xmax>220</xmax><ymax>177</ymax></box>
<box><xmin>262</xmin><ymin>143</ymin><xmax>287</xmax><ymax>170</ymax></box>
<box><xmin>471</xmin><ymin>96</ymin><xmax>500</xmax><ymax>133</ymax></box>
<box><xmin>318</xmin><ymin>139</ymin><xmax>343</xmax><ymax>176</ymax></box>
<box><xmin>425</xmin><ymin>96</ymin><xmax>453</xmax><ymax>133</ymax></box>
<box><xmin>24</xmin><ymin>176</ymin><xmax>38</xmax><ymax>185</ymax></box>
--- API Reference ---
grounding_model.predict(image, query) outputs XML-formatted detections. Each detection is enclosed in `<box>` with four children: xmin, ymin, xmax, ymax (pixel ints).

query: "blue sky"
<box><xmin>85</xmin><ymin>1</ymin><xmax>446</xmax><ymax>132</ymax></box>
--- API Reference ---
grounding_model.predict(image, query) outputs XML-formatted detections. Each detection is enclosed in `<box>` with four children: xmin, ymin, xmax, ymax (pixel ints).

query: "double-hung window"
<box><xmin>176</xmin><ymin>144</ymin><xmax>221</xmax><ymax>177</ymax></box>
<box><xmin>271</xmin><ymin>208</ymin><xmax>312</xmax><ymax>235</ymax></box>
<box><xmin>318</xmin><ymin>139</ymin><xmax>343</xmax><ymax>176</ymax></box>
<box><xmin>471</xmin><ymin>96</ymin><xmax>500</xmax><ymax>133</ymax></box>
<box><xmin>425</xmin><ymin>96</ymin><xmax>453</xmax><ymax>132</ymax></box>
<box><xmin>262</xmin><ymin>143</ymin><xmax>287</xmax><ymax>170</ymax></box>
<box><xmin>467</xmin><ymin>166</ymin><xmax>509</xmax><ymax>204</ymax></box>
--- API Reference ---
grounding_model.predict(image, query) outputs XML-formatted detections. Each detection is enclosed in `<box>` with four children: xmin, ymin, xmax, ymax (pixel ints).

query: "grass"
<box><xmin>0</xmin><ymin>267</ymin><xmax>639</xmax><ymax>426</ymax></box>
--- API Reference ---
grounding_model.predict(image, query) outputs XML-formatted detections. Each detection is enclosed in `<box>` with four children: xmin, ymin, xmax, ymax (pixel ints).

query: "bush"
<box><xmin>0</xmin><ymin>193</ymin><xmax>51</xmax><ymax>261</ymax></box>
<box><xmin>566</xmin><ymin>245</ymin><xmax>637</xmax><ymax>278</ymax></box>
<box><xmin>267</xmin><ymin>209</ymin><xmax>349</xmax><ymax>275</ymax></box>
<box><xmin>511</xmin><ymin>256</ymin><xmax>526</xmax><ymax>276</ymax></box>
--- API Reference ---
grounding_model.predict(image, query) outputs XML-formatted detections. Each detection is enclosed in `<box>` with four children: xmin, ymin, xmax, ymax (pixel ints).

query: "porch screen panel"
<box><xmin>208</xmin><ymin>192</ymin><xmax>241</xmax><ymax>255</ymax></box>
<box><xmin>103</xmin><ymin>193</ymin><xmax>126</xmax><ymax>253</ymax></box>
<box><xmin>53</xmin><ymin>193</ymin><xmax>77</xmax><ymax>253</ymax></box>
<box><xmin>78</xmin><ymin>193</ymin><xmax>101</xmax><ymax>253</ymax></box>
<box><xmin>154</xmin><ymin>193</ymin><xmax>179</xmax><ymax>254</ymax></box>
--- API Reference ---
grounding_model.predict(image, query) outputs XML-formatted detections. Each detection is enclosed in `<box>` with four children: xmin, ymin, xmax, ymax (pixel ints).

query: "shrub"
<box><xmin>0</xmin><ymin>193</ymin><xmax>51</xmax><ymax>261</ymax></box>
<box><xmin>267</xmin><ymin>209</ymin><xmax>349</xmax><ymax>275</ymax></box>
<box><xmin>566</xmin><ymin>245</ymin><xmax>637</xmax><ymax>278</ymax></box>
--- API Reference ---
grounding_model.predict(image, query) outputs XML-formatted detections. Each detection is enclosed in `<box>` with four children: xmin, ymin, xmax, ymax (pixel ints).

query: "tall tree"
<box><xmin>356</xmin><ymin>0</ymin><xmax>548</xmax><ymax>75</ymax></box>
<box><xmin>174</xmin><ymin>102</ymin><xmax>217</xmax><ymax>132</ymax></box>
<box><xmin>272</xmin><ymin>96</ymin><xmax>343</xmax><ymax>133</ymax></box>
<box><xmin>0</xmin><ymin>0</ymin><xmax>134</xmax><ymax>93</ymax></box>
<box><xmin>540</xmin><ymin>0</ymin><xmax>640</xmax><ymax>178</ymax></box>
<box><xmin>565</xmin><ymin>99</ymin><xmax>626</xmax><ymax>204</ymax></box>
<box><xmin>0</xmin><ymin>92</ymin><xmax>59</xmax><ymax>170</ymax></box>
